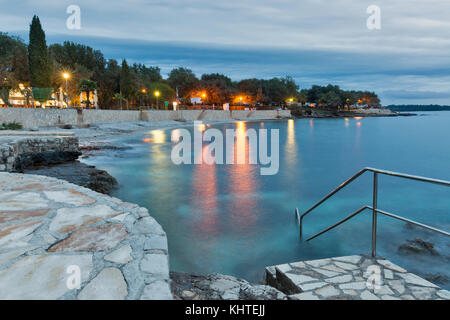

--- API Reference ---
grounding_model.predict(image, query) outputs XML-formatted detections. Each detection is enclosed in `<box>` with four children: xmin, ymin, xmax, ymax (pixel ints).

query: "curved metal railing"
<box><xmin>296</xmin><ymin>167</ymin><xmax>450</xmax><ymax>257</ymax></box>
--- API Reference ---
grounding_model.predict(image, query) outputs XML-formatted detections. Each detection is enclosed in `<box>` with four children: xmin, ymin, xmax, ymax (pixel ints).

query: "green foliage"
<box><xmin>32</xmin><ymin>87</ymin><xmax>53</xmax><ymax>103</ymax></box>
<box><xmin>79</xmin><ymin>79</ymin><xmax>97</xmax><ymax>108</ymax></box>
<box><xmin>0</xmin><ymin>89</ymin><xmax>11</xmax><ymax>106</ymax></box>
<box><xmin>167</xmin><ymin>67</ymin><xmax>199</xmax><ymax>98</ymax></box>
<box><xmin>197</xmin><ymin>74</ymin><xmax>236</xmax><ymax>104</ymax></box>
<box><xmin>305</xmin><ymin>84</ymin><xmax>380</xmax><ymax>109</ymax></box>
<box><xmin>0</xmin><ymin>122</ymin><xmax>23</xmax><ymax>130</ymax></box>
<box><xmin>28</xmin><ymin>16</ymin><xmax>52</xmax><ymax>87</ymax></box>
<box><xmin>0</xmin><ymin>33</ymin><xmax>29</xmax><ymax>85</ymax></box>
<box><xmin>120</xmin><ymin>59</ymin><xmax>133</xmax><ymax>99</ymax></box>
<box><xmin>0</xmin><ymin>33</ymin><xmax>28</xmax><ymax>105</ymax></box>
<box><xmin>147</xmin><ymin>82</ymin><xmax>176</xmax><ymax>108</ymax></box>
<box><xmin>236</xmin><ymin>77</ymin><xmax>298</xmax><ymax>105</ymax></box>
<box><xmin>387</xmin><ymin>105</ymin><xmax>450</xmax><ymax>112</ymax></box>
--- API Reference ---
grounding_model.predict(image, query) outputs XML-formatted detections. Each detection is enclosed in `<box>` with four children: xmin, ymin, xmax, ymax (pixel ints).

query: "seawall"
<box><xmin>0</xmin><ymin>108</ymin><xmax>291</xmax><ymax>128</ymax></box>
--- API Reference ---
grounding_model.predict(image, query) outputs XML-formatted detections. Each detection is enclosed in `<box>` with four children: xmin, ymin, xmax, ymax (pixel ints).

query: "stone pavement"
<box><xmin>0</xmin><ymin>172</ymin><xmax>172</xmax><ymax>300</ymax></box>
<box><xmin>266</xmin><ymin>255</ymin><xmax>450</xmax><ymax>300</ymax></box>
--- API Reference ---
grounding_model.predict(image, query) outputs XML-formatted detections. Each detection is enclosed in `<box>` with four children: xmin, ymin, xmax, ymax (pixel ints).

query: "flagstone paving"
<box><xmin>266</xmin><ymin>255</ymin><xmax>450</xmax><ymax>300</ymax></box>
<box><xmin>0</xmin><ymin>172</ymin><xmax>172</xmax><ymax>300</ymax></box>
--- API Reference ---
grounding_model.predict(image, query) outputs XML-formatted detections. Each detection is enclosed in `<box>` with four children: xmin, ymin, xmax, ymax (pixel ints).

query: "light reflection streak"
<box><xmin>191</xmin><ymin>144</ymin><xmax>220</xmax><ymax>239</ymax></box>
<box><xmin>228</xmin><ymin>122</ymin><xmax>259</xmax><ymax>232</ymax></box>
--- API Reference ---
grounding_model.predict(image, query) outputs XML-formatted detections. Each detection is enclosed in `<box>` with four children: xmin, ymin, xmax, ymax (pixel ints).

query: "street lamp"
<box><xmin>63</xmin><ymin>73</ymin><xmax>70</xmax><ymax>107</ymax></box>
<box><xmin>140</xmin><ymin>89</ymin><xmax>147</xmax><ymax>108</ymax></box>
<box><xmin>154</xmin><ymin>90</ymin><xmax>160</xmax><ymax>109</ymax></box>
<box><xmin>202</xmin><ymin>93</ymin><xmax>206</xmax><ymax>106</ymax></box>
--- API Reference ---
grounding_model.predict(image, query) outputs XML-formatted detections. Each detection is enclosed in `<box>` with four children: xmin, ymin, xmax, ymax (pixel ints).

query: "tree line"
<box><xmin>0</xmin><ymin>15</ymin><xmax>381</xmax><ymax>109</ymax></box>
<box><xmin>387</xmin><ymin>105</ymin><xmax>450</xmax><ymax>112</ymax></box>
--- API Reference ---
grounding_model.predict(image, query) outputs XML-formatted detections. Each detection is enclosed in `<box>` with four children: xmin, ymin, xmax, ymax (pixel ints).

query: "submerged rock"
<box><xmin>398</xmin><ymin>238</ymin><xmax>440</xmax><ymax>256</ymax></box>
<box><xmin>170</xmin><ymin>271</ymin><xmax>286</xmax><ymax>300</ymax></box>
<box><xmin>425</xmin><ymin>273</ymin><xmax>449</xmax><ymax>285</ymax></box>
<box><xmin>24</xmin><ymin>161</ymin><xmax>118</xmax><ymax>195</ymax></box>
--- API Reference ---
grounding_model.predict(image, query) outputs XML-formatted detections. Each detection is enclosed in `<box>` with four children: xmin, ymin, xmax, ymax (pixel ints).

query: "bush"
<box><xmin>0</xmin><ymin>122</ymin><xmax>23</xmax><ymax>130</ymax></box>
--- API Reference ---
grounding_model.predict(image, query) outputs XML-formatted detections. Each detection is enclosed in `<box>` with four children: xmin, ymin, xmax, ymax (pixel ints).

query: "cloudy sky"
<box><xmin>2</xmin><ymin>0</ymin><xmax>450</xmax><ymax>104</ymax></box>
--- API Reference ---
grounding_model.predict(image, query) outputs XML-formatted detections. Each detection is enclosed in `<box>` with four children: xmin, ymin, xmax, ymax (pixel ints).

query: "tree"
<box><xmin>28</xmin><ymin>16</ymin><xmax>52</xmax><ymax>87</ymax></box>
<box><xmin>237</xmin><ymin>79</ymin><xmax>265</xmax><ymax>104</ymax></box>
<box><xmin>261</xmin><ymin>77</ymin><xmax>299</xmax><ymax>105</ymax></box>
<box><xmin>167</xmin><ymin>67</ymin><xmax>199</xmax><ymax>98</ymax></box>
<box><xmin>120</xmin><ymin>59</ymin><xmax>133</xmax><ymax>100</ymax></box>
<box><xmin>0</xmin><ymin>33</ymin><xmax>25</xmax><ymax>106</ymax></box>
<box><xmin>147</xmin><ymin>82</ymin><xmax>176</xmax><ymax>109</ymax></box>
<box><xmin>100</xmin><ymin>59</ymin><xmax>121</xmax><ymax>108</ymax></box>
<box><xmin>197</xmin><ymin>73</ymin><xmax>236</xmax><ymax>105</ymax></box>
<box><xmin>79</xmin><ymin>79</ymin><xmax>97</xmax><ymax>108</ymax></box>
<box><xmin>113</xmin><ymin>92</ymin><xmax>127</xmax><ymax>110</ymax></box>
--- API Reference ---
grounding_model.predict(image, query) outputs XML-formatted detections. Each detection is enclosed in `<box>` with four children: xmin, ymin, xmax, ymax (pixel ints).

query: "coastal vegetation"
<box><xmin>1</xmin><ymin>16</ymin><xmax>380</xmax><ymax>109</ymax></box>
<box><xmin>387</xmin><ymin>105</ymin><xmax>450</xmax><ymax>112</ymax></box>
<box><xmin>0</xmin><ymin>122</ymin><xmax>23</xmax><ymax>130</ymax></box>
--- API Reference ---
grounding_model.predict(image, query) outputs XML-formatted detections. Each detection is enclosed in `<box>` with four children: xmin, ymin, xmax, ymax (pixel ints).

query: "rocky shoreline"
<box><xmin>290</xmin><ymin>108</ymin><xmax>416</xmax><ymax>118</ymax></box>
<box><xmin>24</xmin><ymin>161</ymin><xmax>118</xmax><ymax>195</ymax></box>
<box><xmin>170</xmin><ymin>271</ymin><xmax>286</xmax><ymax>300</ymax></box>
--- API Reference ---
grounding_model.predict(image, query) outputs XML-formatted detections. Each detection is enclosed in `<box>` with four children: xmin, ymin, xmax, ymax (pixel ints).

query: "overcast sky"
<box><xmin>2</xmin><ymin>0</ymin><xmax>450</xmax><ymax>104</ymax></box>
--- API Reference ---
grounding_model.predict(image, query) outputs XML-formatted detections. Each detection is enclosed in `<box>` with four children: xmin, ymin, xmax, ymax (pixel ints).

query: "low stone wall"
<box><xmin>0</xmin><ymin>108</ymin><xmax>291</xmax><ymax>128</ymax></box>
<box><xmin>0</xmin><ymin>108</ymin><xmax>78</xmax><ymax>128</ymax></box>
<box><xmin>0</xmin><ymin>131</ymin><xmax>79</xmax><ymax>172</ymax></box>
<box><xmin>82</xmin><ymin>110</ymin><xmax>141</xmax><ymax>124</ymax></box>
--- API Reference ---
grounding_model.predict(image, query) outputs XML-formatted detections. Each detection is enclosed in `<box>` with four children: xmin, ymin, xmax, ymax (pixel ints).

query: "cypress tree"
<box><xmin>120</xmin><ymin>59</ymin><xmax>133</xmax><ymax>99</ymax></box>
<box><xmin>28</xmin><ymin>15</ymin><xmax>51</xmax><ymax>87</ymax></box>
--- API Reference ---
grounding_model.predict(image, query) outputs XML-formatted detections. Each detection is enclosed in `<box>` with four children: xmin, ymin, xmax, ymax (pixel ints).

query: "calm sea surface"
<box><xmin>83</xmin><ymin>111</ymin><xmax>450</xmax><ymax>287</ymax></box>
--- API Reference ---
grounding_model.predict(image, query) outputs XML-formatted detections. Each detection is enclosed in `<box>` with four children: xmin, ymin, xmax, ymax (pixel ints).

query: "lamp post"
<box><xmin>63</xmin><ymin>73</ymin><xmax>70</xmax><ymax>107</ymax></box>
<box><xmin>141</xmin><ymin>88</ymin><xmax>146</xmax><ymax>109</ymax></box>
<box><xmin>154</xmin><ymin>90</ymin><xmax>160</xmax><ymax>109</ymax></box>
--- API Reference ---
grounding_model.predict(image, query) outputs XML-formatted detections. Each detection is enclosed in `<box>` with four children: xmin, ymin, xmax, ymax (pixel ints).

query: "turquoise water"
<box><xmin>83</xmin><ymin>112</ymin><xmax>450</xmax><ymax>287</ymax></box>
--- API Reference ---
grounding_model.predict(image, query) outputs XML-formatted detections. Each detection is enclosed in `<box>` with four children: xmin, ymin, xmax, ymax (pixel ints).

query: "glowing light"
<box><xmin>354</xmin><ymin>117</ymin><xmax>363</xmax><ymax>120</ymax></box>
<box><xmin>142</xmin><ymin>138</ymin><xmax>152</xmax><ymax>143</ymax></box>
<box><xmin>150</xmin><ymin>130</ymin><xmax>166</xmax><ymax>144</ymax></box>
<box><xmin>154</xmin><ymin>91</ymin><xmax>160</xmax><ymax>97</ymax></box>
<box><xmin>202</xmin><ymin>93</ymin><xmax>206</xmax><ymax>98</ymax></box>
<box><xmin>171</xmin><ymin>129</ymin><xmax>181</xmax><ymax>142</ymax></box>
<box><xmin>141</xmin><ymin>89</ymin><xmax>147</xmax><ymax>94</ymax></box>
<box><xmin>63</xmin><ymin>73</ymin><xmax>70</xmax><ymax>79</ymax></box>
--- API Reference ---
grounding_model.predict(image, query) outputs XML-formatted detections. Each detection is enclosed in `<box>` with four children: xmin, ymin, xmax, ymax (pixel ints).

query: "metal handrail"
<box><xmin>297</xmin><ymin>167</ymin><xmax>450</xmax><ymax>257</ymax></box>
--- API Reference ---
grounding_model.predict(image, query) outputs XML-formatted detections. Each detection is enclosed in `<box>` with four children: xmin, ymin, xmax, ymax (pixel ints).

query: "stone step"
<box><xmin>265</xmin><ymin>255</ymin><xmax>450</xmax><ymax>300</ymax></box>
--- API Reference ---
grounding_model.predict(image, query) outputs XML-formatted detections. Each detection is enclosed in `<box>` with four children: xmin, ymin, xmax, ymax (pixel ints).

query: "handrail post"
<box><xmin>371</xmin><ymin>172</ymin><xmax>378</xmax><ymax>257</ymax></box>
<box><xmin>299</xmin><ymin>216</ymin><xmax>303</xmax><ymax>239</ymax></box>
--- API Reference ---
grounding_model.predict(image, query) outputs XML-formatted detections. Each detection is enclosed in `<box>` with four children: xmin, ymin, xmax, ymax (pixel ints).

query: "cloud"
<box><xmin>1</xmin><ymin>0</ymin><xmax>450</xmax><ymax>104</ymax></box>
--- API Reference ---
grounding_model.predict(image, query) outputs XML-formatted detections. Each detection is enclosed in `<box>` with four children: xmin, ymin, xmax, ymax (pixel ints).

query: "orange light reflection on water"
<box><xmin>228</xmin><ymin>121</ymin><xmax>258</xmax><ymax>233</ymax></box>
<box><xmin>191</xmin><ymin>145</ymin><xmax>220</xmax><ymax>240</ymax></box>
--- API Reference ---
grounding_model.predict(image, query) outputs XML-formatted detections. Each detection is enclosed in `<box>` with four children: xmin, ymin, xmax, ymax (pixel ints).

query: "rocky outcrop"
<box><xmin>398</xmin><ymin>238</ymin><xmax>440</xmax><ymax>256</ymax></box>
<box><xmin>0</xmin><ymin>131</ymin><xmax>80</xmax><ymax>172</ymax></box>
<box><xmin>24</xmin><ymin>161</ymin><xmax>118</xmax><ymax>195</ymax></box>
<box><xmin>170</xmin><ymin>272</ymin><xmax>286</xmax><ymax>300</ymax></box>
